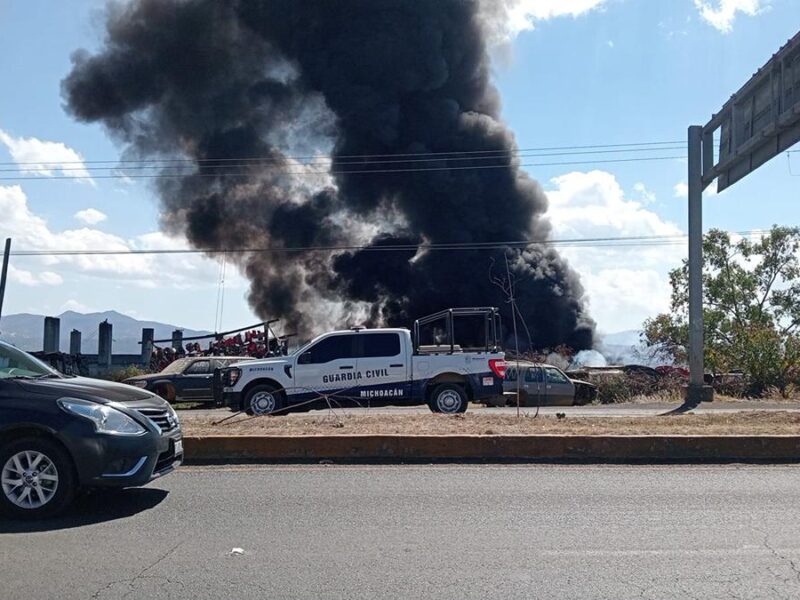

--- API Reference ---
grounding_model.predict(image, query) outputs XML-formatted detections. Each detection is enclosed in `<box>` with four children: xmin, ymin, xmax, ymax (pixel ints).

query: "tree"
<box><xmin>642</xmin><ymin>226</ymin><xmax>800</xmax><ymax>396</ymax></box>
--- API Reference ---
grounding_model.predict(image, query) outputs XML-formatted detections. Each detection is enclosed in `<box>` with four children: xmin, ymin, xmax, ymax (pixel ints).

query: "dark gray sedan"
<box><xmin>497</xmin><ymin>361</ymin><xmax>598</xmax><ymax>406</ymax></box>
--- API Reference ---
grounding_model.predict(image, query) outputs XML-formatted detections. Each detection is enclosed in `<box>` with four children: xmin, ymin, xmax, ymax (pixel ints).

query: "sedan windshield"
<box><xmin>0</xmin><ymin>341</ymin><xmax>59</xmax><ymax>379</ymax></box>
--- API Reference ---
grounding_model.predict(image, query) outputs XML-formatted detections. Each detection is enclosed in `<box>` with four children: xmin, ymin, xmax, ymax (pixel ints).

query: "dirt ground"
<box><xmin>183</xmin><ymin>411</ymin><xmax>800</xmax><ymax>437</ymax></box>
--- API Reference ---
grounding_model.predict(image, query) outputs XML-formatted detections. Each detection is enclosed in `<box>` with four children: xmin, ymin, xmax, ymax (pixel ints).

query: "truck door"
<box><xmin>354</xmin><ymin>332</ymin><xmax>409</xmax><ymax>404</ymax></box>
<box><xmin>524</xmin><ymin>366</ymin><xmax>544</xmax><ymax>406</ymax></box>
<box><xmin>293</xmin><ymin>334</ymin><xmax>357</xmax><ymax>403</ymax></box>
<box><xmin>543</xmin><ymin>366</ymin><xmax>575</xmax><ymax>406</ymax></box>
<box><xmin>180</xmin><ymin>359</ymin><xmax>213</xmax><ymax>400</ymax></box>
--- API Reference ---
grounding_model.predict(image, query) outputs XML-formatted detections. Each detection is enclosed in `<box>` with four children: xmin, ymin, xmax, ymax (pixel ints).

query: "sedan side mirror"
<box><xmin>297</xmin><ymin>352</ymin><xmax>312</xmax><ymax>365</ymax></box>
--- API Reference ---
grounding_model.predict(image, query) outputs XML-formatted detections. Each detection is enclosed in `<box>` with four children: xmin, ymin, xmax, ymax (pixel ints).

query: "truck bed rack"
<box><xmin>413</xmin><ymin>307</ymin><xmax>502</xmax><ymax>355</ymax></box>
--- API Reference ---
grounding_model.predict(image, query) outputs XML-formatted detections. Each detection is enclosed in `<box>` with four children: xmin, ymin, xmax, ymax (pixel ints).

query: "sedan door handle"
<box><xmin>339</xmin><ymin>365</ymin><xmax>354</xmax><ymax>370</ymax></box>
<box><xmin>390</xmin><ymin>364</ymin><xmax>403</xmax><ymax>368</ymax></box>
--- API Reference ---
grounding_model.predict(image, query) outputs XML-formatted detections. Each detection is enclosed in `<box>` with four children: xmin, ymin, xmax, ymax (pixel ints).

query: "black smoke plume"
<box><xmin>63</xmin><ymin>0</ymin><xmax>594</xmax><ymax>350</ymax></box>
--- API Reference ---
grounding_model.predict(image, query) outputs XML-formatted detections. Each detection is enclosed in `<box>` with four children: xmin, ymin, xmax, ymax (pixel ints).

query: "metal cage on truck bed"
<box><xmin>413</xmin><ymin>307</ymin><xmax>502</xmax><ymax>355</ymax></box>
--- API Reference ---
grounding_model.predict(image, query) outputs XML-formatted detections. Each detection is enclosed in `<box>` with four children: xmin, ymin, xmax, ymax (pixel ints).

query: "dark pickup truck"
<box><xmin>123</xmin><ymin>356</ymin><xmax>255</xmax><ymax>404</ymax></box>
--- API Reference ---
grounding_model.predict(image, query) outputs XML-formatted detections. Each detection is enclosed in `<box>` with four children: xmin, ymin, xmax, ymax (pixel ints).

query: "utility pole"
<box><xmin>0</xmin><ymin>238</ymin><xmax>11</xmax><ymax>322</ymax></box>
<box><xmin>504</xmin><ymin>254</ymin><xmax>521</xmax><ymax>418</ymax></box>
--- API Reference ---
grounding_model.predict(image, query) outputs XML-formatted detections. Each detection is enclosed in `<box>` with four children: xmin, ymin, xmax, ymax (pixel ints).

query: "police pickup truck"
<box><xmin>216</xmin><ymin>308</ymin><xmax>507</xmax><ymax>415</ymax></box>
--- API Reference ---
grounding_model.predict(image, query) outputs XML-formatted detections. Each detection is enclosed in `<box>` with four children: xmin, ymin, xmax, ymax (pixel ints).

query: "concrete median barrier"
<box><xmin>183</xmin><ymin>434</ymin><xmax>800</xmax><ymax>463</ymax></box>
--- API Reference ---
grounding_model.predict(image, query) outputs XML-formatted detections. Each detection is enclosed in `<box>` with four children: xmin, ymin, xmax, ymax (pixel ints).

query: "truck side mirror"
<box><xmin>297</xmin><ymin>352</ymin><xmax>312</xmax><ymax>365</ymax></box>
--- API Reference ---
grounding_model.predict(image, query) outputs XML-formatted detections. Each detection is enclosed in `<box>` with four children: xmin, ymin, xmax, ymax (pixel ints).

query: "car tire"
<box><xmin>0</xmin><ymin>437</ymin><xmax>77</xmax><ymax>519</ymax></box>
<box><xmin>153</xmin><ymin>383</ymin><xmax>176</xmax><ymax>403</ymax></box>
<box><xmin>428</xmin><ymin>383</ymin><xmax>468</xmax><ymax>414</ymax></box>
<box><xmin>244</xmin><ymin>384</ymin><xmax>285</xmax><ymax>416</ymax></box>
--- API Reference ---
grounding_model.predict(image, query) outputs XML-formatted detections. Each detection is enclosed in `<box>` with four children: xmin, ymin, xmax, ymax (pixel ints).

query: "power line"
<box><xmin>0</xmin><ymin>145</ymin><xmax>691</xmax><ymax>173</ymax></box>
<box><xmin>9</xmin><ymin>230</ymin><xmax>775</xmax><ymax>257</ymax></box>
<box><xmin>0</xmin><ymin>139</ymin><xmax>687</xmax><ymax>167</ymax></box>
<box><xmin>0</xmin><ymin>155</ymin><xmax>686</xmax><ymax>181</ymax></box>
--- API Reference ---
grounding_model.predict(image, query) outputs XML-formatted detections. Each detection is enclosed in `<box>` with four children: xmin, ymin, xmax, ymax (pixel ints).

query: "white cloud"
<box><xmin>74</xmin><ymin>208</ymin><xmax>107</xmax><ymax>225</ymax></box>
<box><xmin>481</xmin><ymin>0</ymin><xmax>606</xmax><ymax>42</ymax></box>
<box><xmin>0</xmin><ymin>185</ymin><xmax>247</xmax><ymax>292</ymax></box>
<box><xmin>673</xmin><ymin>180</ymin><xmax>721</xmax><ymax>199</ymax></box>
<box><xmin>8</xmin><ymin>264</ymin><xmax>63</xmax><ymax>287</ymax></box>
<box><xmin>673</xmin><ymin>181</ymin><xmax>689</xmax><ymax>198</ymax></box>
<box><xmin>60</xmin><ymin>299</ymin><xmax>94</xmax><ymax>313</ymax></box>
<box><xmin>694</xmin><ymin>0</ymin><xmax>765</xmax><ymax>33</ymax></box>
<box><xmin>581</xmin><ymin>269</ymin><xmax>672</xmax><ymax>335</ymax></box>
<box><xmin>544</xmin><ymin>171</ymin><xmax>685</xmax><ymax>332</ymax></box>
<box><xmin>633</xmin><ymin>182</ymin><xmax>656</xmax><ymax>204</ymax></box>
<box><xmin>0</xmin><ymin>129</ymin><xmax>94</xmax><ymax>184</ymax></box>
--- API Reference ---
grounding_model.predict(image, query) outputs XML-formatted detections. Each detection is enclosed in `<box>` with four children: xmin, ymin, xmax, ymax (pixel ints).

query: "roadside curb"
<box><xmin>183</xmin><ymin>434</ymin><xmax>800</xmax><ymax>463</ymax></box>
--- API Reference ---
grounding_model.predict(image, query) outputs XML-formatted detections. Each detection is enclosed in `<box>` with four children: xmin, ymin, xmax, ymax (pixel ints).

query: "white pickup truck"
<box><xmin>215</xmin><ymin>308</ymin><xmax>507</xmax><ymax>415</ymax></box>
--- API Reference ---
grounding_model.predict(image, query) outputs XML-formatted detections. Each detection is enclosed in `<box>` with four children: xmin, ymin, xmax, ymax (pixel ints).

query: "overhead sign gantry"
<box><xmin>684</xmin><ymin>31</ymin><xmax>800</xmax><ymax>405</ymax></box>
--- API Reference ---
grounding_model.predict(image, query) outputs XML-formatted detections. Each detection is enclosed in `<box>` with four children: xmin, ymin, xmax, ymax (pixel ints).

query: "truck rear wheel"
<box><xmin>428</xmin><ymin>383</ymin><xmax>468</xmax><ymax>414</ymax></box>
<box><xmin>244</xmin><ymin>384</ymin><xmax>285</xmax><ymax>416</ymax></box>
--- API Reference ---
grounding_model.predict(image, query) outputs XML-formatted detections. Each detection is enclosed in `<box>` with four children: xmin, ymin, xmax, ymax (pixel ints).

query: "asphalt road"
<box><xmin>180</xmin><ymin>400</ymin><xmax>800</xmax><ymax>420</ymax></box>
<box><xmin>2</xmin><ymin>465</ymin><xmax>800</xmax><ymax>599</ymax></box>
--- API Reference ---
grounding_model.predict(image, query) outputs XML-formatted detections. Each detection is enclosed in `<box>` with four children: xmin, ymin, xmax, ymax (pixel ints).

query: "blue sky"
<box><xmin>0</xmin><ymin>0</ymin><xmax>798</xmax><ymax>339</ymax></box>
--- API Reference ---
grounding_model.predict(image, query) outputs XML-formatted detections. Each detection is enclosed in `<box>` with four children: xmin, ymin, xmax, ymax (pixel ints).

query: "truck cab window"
<box><xmin>303</xmin><ymin>335</ymin><xmax>356</xmax><ymax>364</ymax></box>
<box><xmin>185</xmin><ymin>360</ymin><xmax>210</xmax><ymax>375</ymax></box>
<box><xmin>360</xmin><ymin>333</ymin><xmax>401</xmax><ymax>358</ymax></box>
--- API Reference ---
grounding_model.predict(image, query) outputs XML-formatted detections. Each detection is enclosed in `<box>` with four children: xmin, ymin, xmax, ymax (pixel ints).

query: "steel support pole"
<box><xmin>0</xmin><ymin>238</ymin><xmax>10</xmax><ymax>322</ymax></box>
<box><xmin>687</xmin><ymin>126</ymin><xmax>706</xmax><ymax>404</ymax></box>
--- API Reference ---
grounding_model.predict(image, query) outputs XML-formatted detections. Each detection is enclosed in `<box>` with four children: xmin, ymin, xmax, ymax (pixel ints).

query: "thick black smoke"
<box><xmin>63</xmin><ymin>0</ymin><xmax>594</xmax><ymax>349</ymax></box>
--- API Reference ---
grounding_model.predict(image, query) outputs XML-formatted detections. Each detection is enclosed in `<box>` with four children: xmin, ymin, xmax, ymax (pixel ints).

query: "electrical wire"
<box><xmin>0</xmin><ymin>145</ymin><xmax>692</xmax><ymax>173</ymax></box>
<box><xmin>0</xmin><ymin>154</ymin><xmax>687</xmax><ymax>181</ymax></box>
<box><xmin>0</xmin><ymin>139</ymin><xmax>687</xmax><ymax>167</ymax></box>
<box><xmin>8</xmin><ymin>230</ymin><xmax>776</xmax><ymax>258</ymax></box>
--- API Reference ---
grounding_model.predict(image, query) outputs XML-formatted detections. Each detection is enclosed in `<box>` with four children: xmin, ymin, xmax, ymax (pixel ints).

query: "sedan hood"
<box><xmin>18</xmin><ymin>376</ymin><xmax>165</xmax><ymax>407</ymax></box>
<box><xmin>569</xmin><ymin>378</ymin><xmax>597</xmax><ymax>388</ymax></box>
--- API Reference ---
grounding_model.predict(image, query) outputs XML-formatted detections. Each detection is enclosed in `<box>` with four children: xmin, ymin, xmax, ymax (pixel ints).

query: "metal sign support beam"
<box><xmin>687</xmin><ymin>127</ymin><xmax>704</xmax><ymax>402</ymax></box>
<box><xmin>685</xmin><ymin>128</ymin><xmax>714</xmax><ymax>406</ymax></box>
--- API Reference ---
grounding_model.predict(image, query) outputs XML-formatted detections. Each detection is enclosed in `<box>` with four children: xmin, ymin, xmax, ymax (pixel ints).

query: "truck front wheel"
<box><xmin>244</xmin><ymin>384</ymin><xmax>285</xmax><ymax>416</ymax></box>
<box><xmin>428</xmin><ymin>383</ymin><xmax>468</xmax><ymax>414</ymax></box>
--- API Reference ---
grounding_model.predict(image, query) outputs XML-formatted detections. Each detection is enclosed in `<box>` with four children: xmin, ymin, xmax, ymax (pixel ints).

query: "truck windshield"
<box><xmin>160</xmin><ymin>358</ymin><xmax>193</xmax><ymax>375</ymax></box>
<box><xmin>0</xmin><ymin>341</ymin><xmax>60</xmax><ymax>379</ymax></box>
<box><xmin>292</xmin><ymin>338</ymin><xmax>314</xmax><ymax>356</ymax></box>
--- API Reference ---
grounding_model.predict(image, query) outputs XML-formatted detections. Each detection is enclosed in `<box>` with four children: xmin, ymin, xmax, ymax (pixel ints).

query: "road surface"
<box><xmin>2</xmin><ymin>465</ymin><xmax>800</xmax><ymax>599</ymax></box>
<box><xmin>180</xmin><ymin>400</ymin><xmax>800</xmax><ymax>420</ymax></box>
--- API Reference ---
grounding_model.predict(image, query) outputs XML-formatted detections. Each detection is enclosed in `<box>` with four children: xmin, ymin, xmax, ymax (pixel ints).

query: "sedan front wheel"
<box><xmin>0</xmin><ymin>437</ymin><xmax>77</xmax><ymax>519</ymax></box>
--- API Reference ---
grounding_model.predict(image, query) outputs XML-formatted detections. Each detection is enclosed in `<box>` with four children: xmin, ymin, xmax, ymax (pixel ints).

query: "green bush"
<box><xmin>102</xmin><ymin>365</ymin><xmax>147</xmax><ymax>382</ymax></box>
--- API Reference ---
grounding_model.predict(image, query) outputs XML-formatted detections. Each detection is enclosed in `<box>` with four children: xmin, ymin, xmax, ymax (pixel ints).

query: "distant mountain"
<box><xmin>0</xmin><ymin>310</ymin><xmax>210</xmax><ymax>354</ymax></box>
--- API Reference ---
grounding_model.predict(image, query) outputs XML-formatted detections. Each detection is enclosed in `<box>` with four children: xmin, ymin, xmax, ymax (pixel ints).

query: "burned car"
<box><xmin>493</xmin><ymin>361</ymin><xmax>598</xmax><ymax>407</ymax></box>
